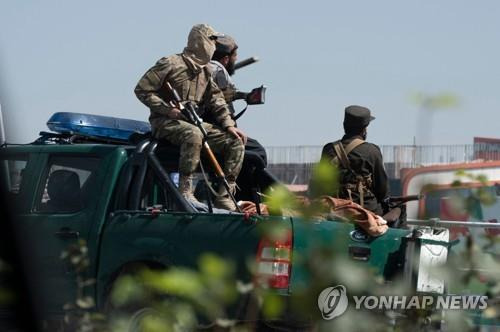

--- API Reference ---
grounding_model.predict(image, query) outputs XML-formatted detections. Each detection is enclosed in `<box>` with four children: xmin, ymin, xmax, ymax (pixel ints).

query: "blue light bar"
<box><xmin>47</xmin><ymin>112</ymin><xmax>151</xmax><ymax>141</ymax></box>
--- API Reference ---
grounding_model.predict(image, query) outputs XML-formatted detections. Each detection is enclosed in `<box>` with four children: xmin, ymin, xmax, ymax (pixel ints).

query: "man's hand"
<box><xmin>239</xmin><ymin>201</ymin><xmax>270</xmax><ymax>216</ymax></box>
<box><xmin>167</xmin><ymin>107</ymin><xmax>182</xmax><ymax>119</ymax></box>
<box><xmin>227</xmin><ymin>126</ymin><xmax>247</xmax><ymax>144</ymax></box>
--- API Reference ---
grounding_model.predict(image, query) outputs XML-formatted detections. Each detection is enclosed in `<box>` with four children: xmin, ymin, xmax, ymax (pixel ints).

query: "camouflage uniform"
<box><xmin>154</xmin><ymin>120</ymin><xmax>243</xmax><ymax>181</ymax></box>
<box><xmin>134</xmin><ymin>25</ymin><xmax>244</xmax><ymax>183</ymax></box>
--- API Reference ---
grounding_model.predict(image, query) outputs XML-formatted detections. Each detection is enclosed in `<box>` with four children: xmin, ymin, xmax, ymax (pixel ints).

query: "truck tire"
<box><xmin>103</xmin><ymin>262</ymin><xmax>168</xmax><ymax>331</ymax></box>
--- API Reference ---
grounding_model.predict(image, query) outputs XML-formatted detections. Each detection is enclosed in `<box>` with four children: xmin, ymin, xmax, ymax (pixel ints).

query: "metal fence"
<box><xmin>265</xmin><ymin>144</ymin><xmax>500</xmax><ymax>184</ymax></box>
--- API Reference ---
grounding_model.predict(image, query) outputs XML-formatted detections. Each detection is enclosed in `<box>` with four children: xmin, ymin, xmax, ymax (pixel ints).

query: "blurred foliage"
<box><xmin>64</xmin><ymin>168</ymin><xmax>498</xmax><ymax>332</ymax></box>
<box><xmin>411</xmin><ymin>92</ymin><xmax>461</xmax><ymax>111</ymax></box>
<box><xmin>60</xmin><ymin>239</ymin><xmax>108</xmax><ymax>332</ymax></box>
<box><xmin>109</xmin><ymin>253</ymin><xmax>241</xmax><ymax>331</ymax></box>
<box><xmin>308</xmin><ymin>159</ymin><xmax>339</xmax><ymax>199</ymax></box>
<box><xmin>263</xmin><ymin>184</ymin><xmax>297</xmax><ymax>216</ymax></box>
<box><xmin>447</xmin><ymin>170</ymin><xmax>498</xmax><ymax>220</ymax></box>
<box><xmin>422</xmin><ymin>171</ymin><xmax>500</xmax><ymax>329</ymax></box>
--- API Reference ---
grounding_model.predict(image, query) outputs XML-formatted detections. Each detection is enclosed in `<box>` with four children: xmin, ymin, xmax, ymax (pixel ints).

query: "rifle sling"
<box><xmin>331</xmin><ymin>138</ymin><xmax>365</xmax><ymax>171</ymax></box>
<box><xmin>233</xmin><ymin>103</ymin><xmax>248</xmax><ymax>121</ymax></box>
<box><xmin>333</xmin><ymin>143</ymin><xmax>350</xmax><ymax>169</ymax></box>
<box><xmin>331</xmin><ymin>138</ymin><xmax>367</xmax><ymax>206</ymax></box>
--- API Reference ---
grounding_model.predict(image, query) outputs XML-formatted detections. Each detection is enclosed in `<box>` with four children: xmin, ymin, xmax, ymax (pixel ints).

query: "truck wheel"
<box><xmin>126</xmin><ymin>307</ymin><xmax>165</xmax><ymax>332</ymax></box>
<box><xmin>103</xmin><ymin>263</ymin><xmax>168</xmax><ymax>331</ymax></box>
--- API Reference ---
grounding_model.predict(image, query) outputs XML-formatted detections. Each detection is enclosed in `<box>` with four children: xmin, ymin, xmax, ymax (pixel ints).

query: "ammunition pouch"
<box><xmin>341</xmin><ymin>173</ymin><xmax>374</xmax><ymax>208</ymax></box>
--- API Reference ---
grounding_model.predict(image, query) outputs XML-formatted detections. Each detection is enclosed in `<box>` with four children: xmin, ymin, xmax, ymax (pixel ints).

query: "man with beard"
<box><xmin>208</xmin><ymin>35</ymin><xmax>268</xmax><ymax>166</ymax></box>
<box><xmin>318</xmin><ymin>105</ymin><xmax>389</xmax><ymax>215</ymax></box>
<box><xmin>209</xmin><ymin>35</ymin><xmax>241</xmax><ymax>111</ymax></box>
<box><xmin>134</xmin><ymin>24</ymin><xmax>247</xmax><ymax>211</ymax></box>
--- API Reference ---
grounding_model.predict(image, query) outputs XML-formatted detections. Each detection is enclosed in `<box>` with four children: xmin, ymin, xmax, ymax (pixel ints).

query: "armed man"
<box><xmin>318</xmin><ymin>105</ymin><xmax>389</xmax><ymax>215</ymax></box>
<box><xmin>134</xmin><ymin>24</ymin><xmax>247</xmax><ymax>211</ymax></box>
<box><xmin>207</xmin><ymin>34</ymin><xmax>268</xmax><ymax>165</ymax></box>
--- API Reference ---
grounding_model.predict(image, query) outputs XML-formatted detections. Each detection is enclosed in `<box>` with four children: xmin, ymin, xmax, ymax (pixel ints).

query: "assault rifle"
<box><xmin>164</xmin><ymin>82</ymin><xmax>241</xmax><ymax>212</ymax></box>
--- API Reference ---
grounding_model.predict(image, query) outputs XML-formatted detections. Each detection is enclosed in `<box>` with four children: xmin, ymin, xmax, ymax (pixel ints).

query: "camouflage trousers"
<box><xmin>154</xmin><ymin>119</ymin><xmax>244</xmax><ymax>181</ymax></box>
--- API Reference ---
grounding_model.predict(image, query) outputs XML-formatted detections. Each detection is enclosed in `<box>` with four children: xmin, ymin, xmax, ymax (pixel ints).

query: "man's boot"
<box><xmin>179</xmin><ymin>174</ymin><xmax>201</xmax><ymax>205</ymax></box>
<box><xmin>214</xmin><ymin>182</ymin><xmax>238</xmax><ymax>211</ymax></box>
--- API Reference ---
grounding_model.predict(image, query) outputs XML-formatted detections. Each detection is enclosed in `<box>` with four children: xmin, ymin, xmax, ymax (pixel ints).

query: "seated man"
<box><xmin>318</xmin><ymin>105</ymin><xmax>389</xmax><ymax>215</ymax></box>
<box><xmin>207</xmin><ymin>34</ymin><xmax>268</xmax><ymax>166</ymax></box>
<box><xmin>41</xmin><ymin>170</ymin><xmax>83</xmax><ymax>213</ymax></box>
<box><xmin>134</xmin><ymin>24</ymin><xmax>247</xmax><ymax>211</ymax></box>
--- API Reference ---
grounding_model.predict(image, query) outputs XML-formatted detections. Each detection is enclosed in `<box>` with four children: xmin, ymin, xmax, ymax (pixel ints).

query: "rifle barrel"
<box><xmin>234</xmin><ymin>56</ymin><xmax>259</xmax><ymax>71</ymax></box>
<box><xmin>407</xmin><ymin>218</ymin><xmax>500</xmax><ymax>229</ymax></box>
<box><xmin>388</xmin><ymin>194</ymin><xmax>422</xmax><ymax>203</ymax></box>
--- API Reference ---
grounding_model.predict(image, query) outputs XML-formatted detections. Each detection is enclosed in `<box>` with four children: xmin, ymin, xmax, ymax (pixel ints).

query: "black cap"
<box><xmin>215</xmin><ymin>35</ymin><xmax>238</xmax><ymax>55</ymax></box>
<box><xmin>343</xmin><ymin>105</ymin><xmax>375</xmax><ymax>130</ymax></box>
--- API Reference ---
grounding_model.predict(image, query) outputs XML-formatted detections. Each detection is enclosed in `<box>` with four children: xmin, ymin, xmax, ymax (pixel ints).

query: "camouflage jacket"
<box><xmin>134</xmin><ymin>54</ymin><xmax>235</xmax><ymax>130</ymax></box>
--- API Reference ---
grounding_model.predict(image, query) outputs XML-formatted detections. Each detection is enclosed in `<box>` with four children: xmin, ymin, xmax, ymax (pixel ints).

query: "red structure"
<box><xmin>474</xmin><ymin>137</ymin><xmax>500</xmax><ymax>160</ymax></box>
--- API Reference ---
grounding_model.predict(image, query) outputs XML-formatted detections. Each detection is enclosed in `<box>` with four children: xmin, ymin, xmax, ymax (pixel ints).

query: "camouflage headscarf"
<box><xmin>183</xmin><ymin>24</ymin><xmax>221</xmax><ymax>68</ymax></box>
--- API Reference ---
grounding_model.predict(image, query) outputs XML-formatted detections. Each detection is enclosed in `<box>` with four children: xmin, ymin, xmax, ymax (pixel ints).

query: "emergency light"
<box><xmin>47</xmin><ymin>112</ymin><xmax>151</xmax><ymax>142</ymax></box>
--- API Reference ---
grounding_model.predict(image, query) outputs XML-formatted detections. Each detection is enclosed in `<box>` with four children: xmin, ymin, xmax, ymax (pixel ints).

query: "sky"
<box><xmin>1</xmin><ymin>0</ymin><xmax>499</xmax><ymax>147</ymax></box>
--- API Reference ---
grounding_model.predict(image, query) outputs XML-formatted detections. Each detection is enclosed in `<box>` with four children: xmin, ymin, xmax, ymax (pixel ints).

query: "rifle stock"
<box><xmin>203</xmin><ymin>141</ymin><xmax>224</xmax><ymax>177</ymax></box>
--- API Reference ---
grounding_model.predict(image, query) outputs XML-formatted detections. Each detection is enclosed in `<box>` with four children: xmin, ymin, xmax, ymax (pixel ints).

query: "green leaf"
<box><xmin>309</xmin><ymin>160</ymin><xmax>339</xmax><ymax>198</ymax></box>
<box><xmin>264</xmin><ymin>185</ymin><xmax>297</xmax><ymax>215</ymax></box>
<box><xmin>141</xmin><ymin>269</ymin><xmax>203</xmax><ymax>299</ymax></box>
<box><xmin>412</xmin><ymin>92</ymin><xmax>460</xmax><ymax>111</ymax></box>
<box><xmin>199</xmin><ymin>253</ymin><xmax>233</xmax><ymax>280</ymax></box>
<box><xmin>111</xmin><ymin>275</ymin><xmax>144</xmax><ymax>307</ymax></box>
<box><xmin>140</xmin><ymin>313</ymin><xmax>173</xmax><ymax>332</ymax></box>
<box><xmin>262</xmin><ymin>292</ymin><xmax>285</xmax><ymax>319</ymax></box>
<box><xmin>476</xmin><ymin>174</ymin><xmax>488</xmax><ymax>185</ymax></box>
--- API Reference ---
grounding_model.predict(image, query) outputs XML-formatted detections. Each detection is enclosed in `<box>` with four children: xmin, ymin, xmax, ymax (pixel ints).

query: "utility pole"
<box><xmin>0</xmin><ymin>102</ymin><xmax>5</xmax><ymax>145</ymax></box>
<box><xmin>0</xmin><ymin>102</ymin><xmax>10</xmax><ymax>189</ymax></box>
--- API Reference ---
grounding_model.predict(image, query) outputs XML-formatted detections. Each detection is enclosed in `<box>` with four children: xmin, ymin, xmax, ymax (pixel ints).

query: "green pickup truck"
<box><xmin>1</xmin><ymin>113</ymin><xmax>460</xmax><ymax>329</ymax></box>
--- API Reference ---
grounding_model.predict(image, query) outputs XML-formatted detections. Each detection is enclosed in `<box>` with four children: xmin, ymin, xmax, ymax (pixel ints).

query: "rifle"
<box><xmin>387</xmin><ymin>194</ymin><xmax>423</xmax><ymax>204</ymax></box>
<box><xmin>382</xmin><ymin>195</ymin><xmax>423</xmax><ymax>227</ymax></box>
<box><xmin>164</xmin><ymin>82</ymin><xmax>242</xmax><ymax>212</ymax></box>
<box><xmin>234</xmin><ymin>56</ymin><xmax>259</xmax><ymax>72</ymax></box>
<box><xmin>406</xmin><ymin>218</ymin><xmax>500</xmax><ymax>229</ymax></box>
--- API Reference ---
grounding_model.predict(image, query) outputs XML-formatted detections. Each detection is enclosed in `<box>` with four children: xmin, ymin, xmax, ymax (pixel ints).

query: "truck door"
<box><xmin>21</xmin><ymin>154</ymin><xmax>104</xmax><ymax>315</ymax></box>
<box><xmin>98</xmin><ymin>161</ymin><xmax>264</xmax><ymax>305</ymax></box>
